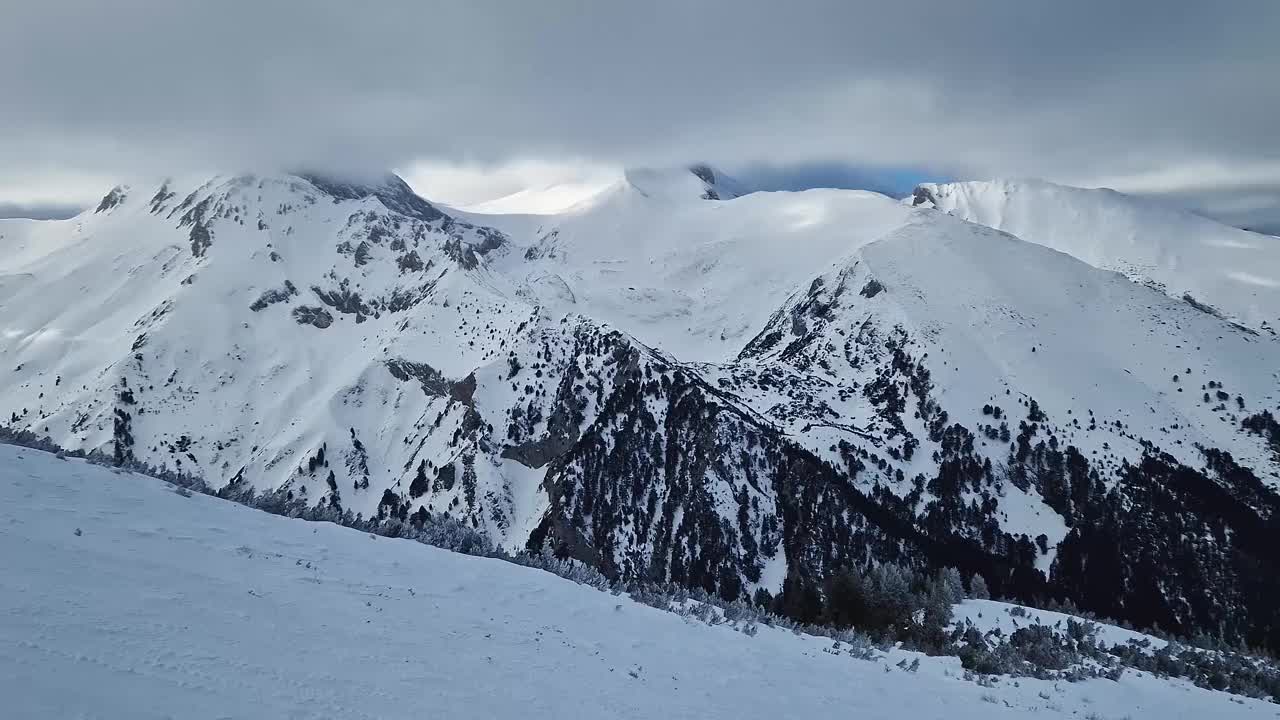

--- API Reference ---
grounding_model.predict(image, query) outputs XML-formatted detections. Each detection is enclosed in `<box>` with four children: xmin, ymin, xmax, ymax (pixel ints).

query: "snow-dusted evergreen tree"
<box><xmin>937</xmin><ymin>567</ymin><xmax>965</xmax><ymax>604</ymax></box>
<box><xmin>969</xmin><ymin>573</ymin><xmax>991</xmax><ymax>600</ymax></box>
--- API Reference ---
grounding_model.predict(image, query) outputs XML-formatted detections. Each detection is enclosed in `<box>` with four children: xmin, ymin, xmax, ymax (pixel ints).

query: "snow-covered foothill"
<box><xmin>1</xmin><ymin>444</ymin><xmax>1270</xmax><ymax>719</ymax></box>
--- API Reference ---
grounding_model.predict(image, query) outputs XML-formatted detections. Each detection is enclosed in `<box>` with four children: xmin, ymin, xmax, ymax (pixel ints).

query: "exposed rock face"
<box><xmin>149</xmin><ymin>183</ymin><xmax>175</xmax><ymax>213</ymax></box>
<box><xmin>311</xmin><ymin>282</ymin><xmax>370</xmax><ymax>316</ymax></box>
<box><xmin>690</xmin><ymin>164</ymin><xmax>725</xmax><ymax>199</ymax></box>
<box><xmin>443</xmin><ymin>231</ymin><xmax>504</xmax><ymax>270</ymax></box>
<box><xmin>291</xmin><ymin>305</ymin><xmax>333</xmax><ymax>328</ymax></box>
<box><xmin>385</xmin><ymin>360</ymin><xmax>451</xmax><ymax>396</ymax></box>
<box><xmin>300</xmin><ymin>172</ymin><xmax>447</xmax><ymax>223</ymax></box>
<box><xmin>95</xmin><ymin>185</ymin><xmax>129</xmax><ymax>213</ymax></box>
<box><xmin>189</xmin><ymin>222</ymin><xmax>212</xmax><ymax>257</ymax></box>
<box><xmin>688</xmin><ymin>164</ymin><xmax>744</xmax><ymax>200</ymax></box>
<box><xmin>396</xmin><ymin>250</ymin><xmax>425</xmax><ymax>273</ymax></box>
<box><xmin>911</xmin><ymin>185</ymin><xmax>938</xmax><ymax>207</ymax></box>
<box><xmin>250</xmin><ymin>281</ymin><xmax>298</xmax><ymax>311</ymax></box>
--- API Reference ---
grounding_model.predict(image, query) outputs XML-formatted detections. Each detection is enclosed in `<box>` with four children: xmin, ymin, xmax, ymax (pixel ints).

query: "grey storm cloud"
<box><xmin>3</xmin><ymin>0</ymin><xmax>1279</xmax><ymax>221</ymax></box>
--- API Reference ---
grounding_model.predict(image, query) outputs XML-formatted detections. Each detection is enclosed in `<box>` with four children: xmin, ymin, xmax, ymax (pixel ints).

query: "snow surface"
<box><xmin>494</xmin><ymin>184</ymin><xmax>912</xmax><ymax>362</ymax></box>
<box><xmin>954</xmin><ymin>599</ymin><xmax>1170</xmax><ymax>652</ymax></box>
<box><xmin>915</xmin><ymin>178</ymin><xmax>1280</xmax><ymax>334</ymax></box>
<box><xmin>1</xmin><ymin>444</ymin><xmax>1271</xmax><ymax>719</ymax></box>
<box><xmin>459</xmin><ymin>179</ymin><xmax>617</xmax><ymax>215</ymax></box>
<box><xmin>445</xmin><ymin>165</ymin><xmax>744</xmax><ymax>216</ymax></box>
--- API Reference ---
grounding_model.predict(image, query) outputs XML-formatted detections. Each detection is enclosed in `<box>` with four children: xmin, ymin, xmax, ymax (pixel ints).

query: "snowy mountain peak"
<box><xmin>911</xmin><ymin>178</ymin><xmax>1280</xmax><ymax>335</ymax></box>
<box><xmin>143</xmin><ymin>171</ymin><xmax>461</xmax><ymax>225</ymax></box>
<box><xmin>128</xmin><ymin>170</ymin><xmax>510</xmax><ymax>269</ymax></box>
<box><xmin>93</xmin><ymin>184</ymin><xmax>130</xmax><ymax>214</ymax></box>
<box><xmin>296</xmin><ymin>171</ymin><xmax>450</xmax><ymax>223</ymax></box>
<box><xmin>620</xmin><ymin>164</ymin><xmax>745</xmax><ymax>201</ymax></box>
<box><xmin>688</xmin><ymin>163</ymin><xmax>747</xmax><ymax>199</ymax></box>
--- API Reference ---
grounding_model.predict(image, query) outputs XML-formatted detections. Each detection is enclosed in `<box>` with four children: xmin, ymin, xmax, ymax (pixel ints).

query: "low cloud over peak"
<box><xmin>3</xmin><ymin>1</ymin><xmax>1279</xmax><ymax>226</ymax></box>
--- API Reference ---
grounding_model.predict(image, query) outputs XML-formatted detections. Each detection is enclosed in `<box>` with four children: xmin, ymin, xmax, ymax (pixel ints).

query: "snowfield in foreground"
<box><xmin>0</xmin><ymin>445</ymin><xmax>1269</xmax><ymax>719</ymax></box>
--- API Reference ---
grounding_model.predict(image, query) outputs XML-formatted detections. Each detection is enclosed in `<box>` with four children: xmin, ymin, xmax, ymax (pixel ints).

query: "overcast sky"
<box><xmin>3</xmin><ymin>1</ymin><xmax>1278</xmax><ymax>229</ymax></box>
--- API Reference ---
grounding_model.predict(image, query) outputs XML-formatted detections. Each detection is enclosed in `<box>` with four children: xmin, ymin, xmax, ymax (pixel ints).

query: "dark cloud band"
<box><xmin>2</xmin><ymin>1</ymin><xmax>1278</xmax><ymax>225</ymax></box>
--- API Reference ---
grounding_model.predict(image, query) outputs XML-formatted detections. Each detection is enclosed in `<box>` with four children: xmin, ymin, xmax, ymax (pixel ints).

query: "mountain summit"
<box><xmin>913</xmin><ymin>178</ymin><xmax>1280</xmax><ymax>335</ymax></box>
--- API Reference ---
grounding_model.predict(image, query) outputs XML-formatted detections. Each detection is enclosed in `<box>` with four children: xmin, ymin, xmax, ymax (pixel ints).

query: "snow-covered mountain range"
<box><xmin>3</xmin><ymin>168</ymin><xmax>1279</xmax><ymax>651</ymax></box>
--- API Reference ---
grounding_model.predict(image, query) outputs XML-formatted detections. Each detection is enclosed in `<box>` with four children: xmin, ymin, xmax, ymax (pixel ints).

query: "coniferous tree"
<box><xmin>969</xmin><ymin>573</ymin><xmax>991</xmax><ymax>600</ymax></box>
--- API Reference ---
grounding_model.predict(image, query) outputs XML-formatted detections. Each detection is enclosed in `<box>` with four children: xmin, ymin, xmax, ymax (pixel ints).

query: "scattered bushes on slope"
<box><xmin>2</xmin><ymin>425</ymin><xmax>1277</xmax><ymax>702</ymax></box>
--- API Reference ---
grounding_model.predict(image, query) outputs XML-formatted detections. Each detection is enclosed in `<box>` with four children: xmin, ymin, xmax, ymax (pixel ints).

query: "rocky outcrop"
<box><xmin>291</xmin><ymin>305</ymin><xmax>333</xmax><ymax>329</ymax></box>
<box><xmin>95</xmin><ymin>185</ymin><xmax>128</xmax><ymax>213</ymax></box>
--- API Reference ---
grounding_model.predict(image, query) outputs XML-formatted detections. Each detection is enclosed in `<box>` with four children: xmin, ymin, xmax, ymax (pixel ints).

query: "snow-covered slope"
<box><xmin>458</xmin><ymin>179</ymin><xmax>616</xmax><ymax>215</ymax></box>
<box><xmin>748</xmin><ymin>213</ymin><xmax>1279</xmax><ymax>479</ymax></box>
<box><xmin>3</xmin><ymin>167</ymin><xmax>1280</xmax><ymax>654</ymax></box>
<box><xmin>496</xmin><ymin>184</ymin><xmax>909</xmax><ymax>362</ymax></box>
<box><xmin>448</xmin><ymin>164</ymin><xmax>744</xmax><ymax>216</ymax></box>
<box><xmin>952</xmin><ymin>598</ymin><xmax>1170</xmax><ymax>650</ymax></box>
<box><xmin>913</xmin><ymin>178</ymin><xmax>1280</xmax><ymax>335</ymax></box>
<box><xmin>2</xmin><ymin>444</ymin><xmax>1270</xmax><ymax>719</ymax></box>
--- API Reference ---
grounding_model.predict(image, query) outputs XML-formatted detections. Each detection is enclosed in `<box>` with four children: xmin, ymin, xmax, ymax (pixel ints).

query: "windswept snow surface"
<box><xmin>0</xmin><ymin>445</ymin><xmax>1270</xmax><ymax>719</ymax></box>
<box><xmin>914</xmin><ymin>178</ymin><xmax>1280</xmax><ymax>334</ymax></box>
